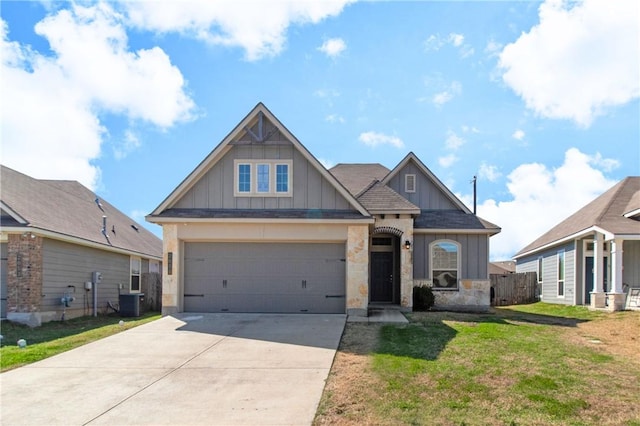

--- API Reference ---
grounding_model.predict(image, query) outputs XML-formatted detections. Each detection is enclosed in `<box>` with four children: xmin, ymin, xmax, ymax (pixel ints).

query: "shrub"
<box><xmin>413</xmin><ymin>285</ymin><xmax>434</xmax><ymax>311</ymax></box>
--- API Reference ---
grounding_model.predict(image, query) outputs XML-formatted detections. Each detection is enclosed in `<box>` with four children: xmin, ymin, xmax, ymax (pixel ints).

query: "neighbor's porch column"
<box><xmin>590</xmin><ymin>232</ymin><xmax>606</xmax><ymax>309</ymax></box>
<box><xmin>607</xmin><ymin>238</ymin><xmax>625</xmax><ymax>311</ymax></box>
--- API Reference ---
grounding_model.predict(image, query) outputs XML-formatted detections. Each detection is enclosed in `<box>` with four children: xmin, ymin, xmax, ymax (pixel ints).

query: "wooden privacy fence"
<box><xmin>490</xmin><ymin>272</ymin><xmax>538</xmax><ymax>306</ymax></box>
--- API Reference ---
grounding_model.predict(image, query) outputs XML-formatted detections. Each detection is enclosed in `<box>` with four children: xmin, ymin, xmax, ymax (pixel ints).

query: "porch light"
<box><xmin>404</xmin><ymin>240</ymin><xmax>411</xmax><ymax>250</ymax></box>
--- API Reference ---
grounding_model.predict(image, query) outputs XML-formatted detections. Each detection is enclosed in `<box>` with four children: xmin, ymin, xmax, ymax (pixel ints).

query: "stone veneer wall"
<box><xmin>346</xmin><ymin>225</ymin><xmax>369</xmax><ymax>316</ymax></box>
<box><xmin>162</xmin><ymin>224</ymin><xmax>180</xmax><ymax>315</ymax></box>
<box><xmin>6</xmin><ymin>233</ymin><xmax>44</xmax><ymax>326</ymax></box>
<box><xmin>414</xmin><ymin>278</ymin><xmax>490</xmax><ymax>312</ymax></box>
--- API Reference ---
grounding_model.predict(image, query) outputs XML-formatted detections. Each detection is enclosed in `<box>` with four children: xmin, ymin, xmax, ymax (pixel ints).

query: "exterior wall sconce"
<box><xmin>404</xmin><ymin>240</ymin><xmax>411</xmax><ymax>250</ymax></box>
<box><xmin>22</xmin><ymin>231</ymin><xmax>35</xmax><ymax>239</ymax></box>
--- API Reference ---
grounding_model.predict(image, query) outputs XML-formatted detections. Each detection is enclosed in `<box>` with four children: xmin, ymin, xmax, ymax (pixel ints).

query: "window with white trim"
<box><xmin>430</xmin><ymin>240</ymin><xmax>460</xmax><ymax>289</ymax></box>
<box><xmin>130</xmin><ymin>257</ymin><xmax>141</xmax><ymax>293</ymax></box>
<box><xmin>557</xmin><ymin>250</ymin><xmax>565</xmax><ymax>297</ymax></box>
<box><xmin>234</xmin><ymin>160</ymin><xmax>292</xmax><ymax>196</ymax></box>
<box><xmin>537</xmin><ymin>256</ymin><xmax>543</xmax><ymax>283</ymax></box>
<box><xmin>405</xmin><ymin>174</ymin><xmax>416</xmax><ymax>193</ymax></box>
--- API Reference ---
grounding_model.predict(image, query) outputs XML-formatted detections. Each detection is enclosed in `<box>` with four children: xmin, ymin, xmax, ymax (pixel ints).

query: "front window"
<box><xmin>234</xmin><ymin>160</ymin><xmax>292</xmax><ymax>196</ymax></box>
<box><xmin>557</xmin><ymin>250</ymin><xmax>565</xmax><ymax>297</ymax></box>
<box><xmin>430</xmin><ymin>240</ymin><xmax>460</xmax><ymax>289</ymax></box>
<box><xmin>276</xmin><ymin>164</ymin><xmax>289</xmax><ymax>193</ymax></box>
<box><xmin>257</xmin><ymin>164</ymin><xmax>270</xmax><ymax>193</ymax></box>
<box><xmin>131</xmin><ymin>257</ymin><xmax>141</xmax><ymax>293</ymax></box>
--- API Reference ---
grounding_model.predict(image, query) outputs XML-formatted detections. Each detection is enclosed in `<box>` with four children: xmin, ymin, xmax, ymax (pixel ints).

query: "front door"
<box><xmin>585</xmin><ymin>256</ymin><xmax>594</xmax><ymax>305</ymax></box>
<box><xmin>371</xmin><ymin>252</ymin><xmax>393</xmax><ymax>302</ymax></box>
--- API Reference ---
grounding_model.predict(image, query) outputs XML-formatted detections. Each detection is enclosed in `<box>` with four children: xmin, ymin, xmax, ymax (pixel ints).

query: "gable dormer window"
<box><xmin>405</xmin><ymin>174</ymin><xmax>416</xmax><ymax>193</ymax></box>
<box><xmin>234</xmin><ymin>160</ymin><xmax>292</xmax><ymax>197</ymax></box>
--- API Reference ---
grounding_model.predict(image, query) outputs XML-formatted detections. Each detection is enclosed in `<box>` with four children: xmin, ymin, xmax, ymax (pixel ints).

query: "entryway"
<box><xmin>369</xmin><ymin>234</ymin><xmax>400</xmax><ymax>304</ymax></box>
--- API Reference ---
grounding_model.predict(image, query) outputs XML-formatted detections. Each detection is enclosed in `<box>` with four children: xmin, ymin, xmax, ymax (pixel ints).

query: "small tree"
<box><xmin>413</xmin><ymin>285</ymin><xmax>435</xmax><ymax>311</ymax></box>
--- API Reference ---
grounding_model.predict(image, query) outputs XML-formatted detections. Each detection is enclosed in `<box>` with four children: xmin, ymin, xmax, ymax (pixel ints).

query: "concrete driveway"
<box><xmin>0</xmin><ymin>313</ymin><xmax>345</xmax><ymax>425</ymax></box>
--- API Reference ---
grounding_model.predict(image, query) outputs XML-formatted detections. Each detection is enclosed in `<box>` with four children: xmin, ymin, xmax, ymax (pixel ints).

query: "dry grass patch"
<box><xmin>314</xmin><ymin>305</ymin><xmax>640</xmax><ymax>426</ymax></box>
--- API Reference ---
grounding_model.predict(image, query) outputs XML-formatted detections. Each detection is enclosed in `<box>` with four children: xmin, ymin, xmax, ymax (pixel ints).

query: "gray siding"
<box><xmin>624</xmin><ymin>240</ymin><xmax>640</xmax><ymax>287</ymax></box>
<box><xmin>387</xmin><ymin>162</ymin><xmax>458</xmax><ymax>210</ymax></box>
<box><xmin>413</xmin><ymin>233</ymin><xmax>488</xmax><ymax>280</ymax></box>
<box><xmin>42</xmin><ymin>239</ymin><xmax>129</xmax><ymax>314</ymax></box>
<box><xmin>516</xmin><ymin>241</ymin><xmax>576</xmax><ymax>305</ymax></box>
<box><xmin>174</xmin><ymin>143</ymin><xmax>353</xmax><ymax>211</ymax></box>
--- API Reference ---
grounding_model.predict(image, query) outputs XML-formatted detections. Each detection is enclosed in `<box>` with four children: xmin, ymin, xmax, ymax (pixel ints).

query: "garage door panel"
<box><xmin>184</xmin><ymin>242</ymin><xmax>345</xmax><ymax>313</ymax></box>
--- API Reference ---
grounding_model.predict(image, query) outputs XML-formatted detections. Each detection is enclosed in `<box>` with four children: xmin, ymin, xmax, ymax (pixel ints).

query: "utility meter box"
<box><xmin>84</xmin><ymin>281</ymin><xmax>92</xmax><ymax>291</ymax></box>
<box><xmin>92</xmin><ymin>271</ymin><xmax>102</xmax><ymax>284</ymax></box>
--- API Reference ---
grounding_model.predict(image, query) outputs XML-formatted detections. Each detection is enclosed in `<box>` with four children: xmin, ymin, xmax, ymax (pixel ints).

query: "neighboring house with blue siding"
<box><xmin>0</xmin><ymin>166</ymin><xmax>162</xmax><ymax>326</ymax></box>
<box><xmin>514</xmin><ymin>177</ymin><xmax>640</xmax><ymax>311</ymax></box>
<box><xmin>147</xmin><ymin>103</ymin><xmax>500</xmax><ymax>316</ymax></box>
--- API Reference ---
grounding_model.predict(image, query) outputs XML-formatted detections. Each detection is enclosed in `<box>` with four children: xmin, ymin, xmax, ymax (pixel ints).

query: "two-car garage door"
<box><xmin>183</xmin><ymin>242</ymin><xmax>346</xmax><ymax>313</ymax></box>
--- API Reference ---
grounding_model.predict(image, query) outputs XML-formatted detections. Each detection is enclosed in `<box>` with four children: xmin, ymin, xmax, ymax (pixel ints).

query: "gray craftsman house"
<box><xmin>514</xmin><ymin>177</ymin><xmax>640</xmax><ymax>311</ymax></box>
<box><xmin>147</xmin><ymin>103</ymin><xmax>500</xmax><ymax>317</ymax></box>
<box><xmin>1</xmin><ymin>166</ymin><xmax>162</xmax><ymax>325</ymax></box>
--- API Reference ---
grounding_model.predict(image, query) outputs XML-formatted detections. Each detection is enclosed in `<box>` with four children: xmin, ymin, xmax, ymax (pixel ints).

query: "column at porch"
<box><xmin>590</xmin><ymin>232</ymin><xmax>606</xmax><ymax>309</ymax></box>
<box><xmin>346</xmin><ymin>225</ymin><xmax>369</xmax><ymax>317</ymax></box>
<box><xmin>161</xmin><ymin>224</ymin><xmax>180</xmax><ymax>315</ymax></box>
<box><xmin>607</xmin><ymin>238</ymin><xmax>625</xmax><ymax>311</ymax></box>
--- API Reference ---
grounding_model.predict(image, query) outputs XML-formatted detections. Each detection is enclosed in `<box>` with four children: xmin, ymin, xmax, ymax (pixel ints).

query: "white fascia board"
<box><xmin>146</xmin><ymin>217</ymin><xmax>375</xmax><ymax>225</ymax></box>
<box><xmin>513</xmin><ymin>226</ymin><xmax>610</xmax><ymax>259</ymax></box>
<box><xmin>0</xmin><ymin>201</ymin><xmax>28</xmax><ymax>224</ymax></box>
<box><xmin>623</xmin><ymin>208</ymin><xmax>640</xmax><ymax>218</ymax></box>
<box><xmin>0</xmin><ymin>226</ymin><xmax>162</xmax><ymax>261</ymax></box>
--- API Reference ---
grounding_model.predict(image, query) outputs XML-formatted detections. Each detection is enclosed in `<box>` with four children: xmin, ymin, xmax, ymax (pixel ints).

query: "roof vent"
<box><xmin>95</xmin><ymin>197</ymin><xmax>104</xmax><ymax>211</ymax></box>
<box><xmin>131</xmin><ymin>224</ymin><xmax>139</xmax><ymax>232</ymax></box>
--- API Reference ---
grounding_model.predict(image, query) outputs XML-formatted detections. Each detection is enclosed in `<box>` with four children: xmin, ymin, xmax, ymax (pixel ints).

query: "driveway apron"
<box><xmin>0</xmin><ymin>313</ymin><xmax>346</xmax><ymax>425</ymax></box>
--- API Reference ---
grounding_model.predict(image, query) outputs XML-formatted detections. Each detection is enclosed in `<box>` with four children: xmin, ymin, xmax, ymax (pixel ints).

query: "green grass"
<box><xmin>0</xmin><ymin>313</ymin><xmax>160</xmax><ymax>371</ymax></box>
<box><xmin>315</xmin><ymin>303</ymin><xmax>640</xmax><ymax>426</ymax></box>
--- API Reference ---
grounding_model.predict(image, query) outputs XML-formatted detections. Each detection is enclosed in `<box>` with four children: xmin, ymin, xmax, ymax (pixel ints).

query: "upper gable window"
<box><xmin>234</xmin><ymin>160</ymin><xmax>292</xmax><ymax>197</ymax></box>
<box><xmin>405</xmin><ymin>174</ymin><xmax>416</xmax><ymax>193</ymax></box>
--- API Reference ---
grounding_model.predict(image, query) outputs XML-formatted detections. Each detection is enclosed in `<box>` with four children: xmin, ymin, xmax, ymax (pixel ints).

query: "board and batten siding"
<box><xmin>174</xmin><ymin>143</ymin><xmax>353</xmax><ymax>211</ymax></box>
<box><xmin>413</xmin><ymin>233</ymin><xmax>488</xmax><ymax>280</ymax></box>
<box><xmin>42</xmin><ymin>239</ymin><xmax>129</xmax><ymax>312</ymax></box>
<box><xmin>516</xmin><ymin>241</ymin><xmax>575</xmax><ymax>305</ymax></box>
<box><xmin>386</xmin><ymin>162</ymin><xmax>458</xmax><ymax>210</ymax></box>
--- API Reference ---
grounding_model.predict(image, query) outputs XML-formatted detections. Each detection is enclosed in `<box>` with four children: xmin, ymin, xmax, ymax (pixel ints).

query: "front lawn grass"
<box><xmin>315</xmin><ymin>303</ymin><xmax>640</xmax><ymax>425</ymax></box>
<box><xmin>0</xmin><ymin>313</ymin><xmax>160</xmax><ymax>372</ymax></box>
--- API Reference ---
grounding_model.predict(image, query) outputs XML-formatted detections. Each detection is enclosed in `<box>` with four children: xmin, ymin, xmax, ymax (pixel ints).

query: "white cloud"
<box><xmin>445</xmin><ymin>131</ymin><xmax>465</xmax><ymax>150</ymax></box>
<box><xmin>512</xmin><ymin>129</ymin><xmax>525</xmax><ymax>141</ymax></box>
<box><xmin>470</xmin><ymin>148</ymin><xmax>619</xmax><ymax>260</ymax></box>
<box><xmin>448</xmin><ymin>33</ymin><xmax>464</xmax><ymax>47</ymax></box>
<box><xmin>478</xmin><ymin>163</ymin><xmax>501</xmax><ymax>182</ymax></box>
<box><xmin>1</xmin><ymin>5</ymin><xmax>194</xmax><ymax>189</ymax></box>
<box><xmin>122</xmin><ymin>0</ymin><xmax>354</xmax><ymax>61</ymax></box>
<box><xmin>498</xmin><ymin>0</ymin><xmax>640</xmax><ymax>127</ymax></box>
<box><xmin>318</xmin><ymin>158</ymin><xmax>335</xmax><ymax>169</ymax></box>
<box><xmin>358</xmin><ymin>131</ymin><xmax>404</xmax><ymax>148</ymax></box>
<box><xmin>433</xmin><ymin>81</ymin><xmax>462</xmax><ymax>107</ymax></box>
<box><xmin>438</xmin><ymin>154</ymin><xmax>458</xmax><ymax>168</ymax></box>
<box><xmin>318</xmin><ymin>37</ymin><xmax>346</xmax><ymax>58</ymax></box>
<box><xmin>113</xmin><ymin>130</ymin><xmax>141</xmax><ymax>160</ymax></box>
<box><xmin>325</xmin><ymin>114</ymin><xmax>345</xmax><ymax>124</ymax></box>
<box><xmin>484</xmin><ymin>39</ymin><xmax>502</xmax><ymax>57</ymax></box>
<box><xmin>462</xmin><ymin>125</ymin><xmax>480</xmax><ymax>134</ymax></box>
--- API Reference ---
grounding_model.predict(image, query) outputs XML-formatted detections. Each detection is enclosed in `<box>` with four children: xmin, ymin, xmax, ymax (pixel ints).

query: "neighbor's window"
<box><xmin>131</xmin><ymin>257</ymin><xmax>141</xmax><ymax>293</ymax></box>
<box><xmin>537</xmin><ymin>256</ymin><xmax>543</xmax><ymax>283</ymax></box>
<box><xmin>557</xmin><ymin>250</ymin><xmax>565</xmax><ymax>297</ymax></box>
<box><xmin>234</xmin><ymin>160</ymin><xmax>292</xmax><ymax>196</ymax></box>
<box><xmin>430</xmin><ymin>240</ymin><xmax>460</xmax><ymax>289</ymax></box>
<box><xmin>405</xmin><ymin>174</ymin><xmax>416</xmax><ymax>193</ymax></box>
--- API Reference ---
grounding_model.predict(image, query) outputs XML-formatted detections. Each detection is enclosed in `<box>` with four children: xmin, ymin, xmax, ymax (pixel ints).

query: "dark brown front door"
<box><xmin>371</xmin><ymin>252</ymin><xmax>393</xmax><ymax>302</ymax></box>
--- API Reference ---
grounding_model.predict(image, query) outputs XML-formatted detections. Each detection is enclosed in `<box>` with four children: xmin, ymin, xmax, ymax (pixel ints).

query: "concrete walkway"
<box><xmin>1</xmin><ymin>313</ymin><xmax>345</xmax><ymax>426</ymax></box>
<box><xmin>348</xmin><ymin>309</ymin><xmax>409</xmax><ymax>323</ymax></box>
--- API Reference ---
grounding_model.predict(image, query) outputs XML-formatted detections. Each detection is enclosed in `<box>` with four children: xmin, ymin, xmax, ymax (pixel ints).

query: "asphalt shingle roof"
<box><xmin>414</xmin><ymin>210</ymin><xmax>500</xmax><ymax>231</ymax></box>
<box><xmin>329</xmin><ymin>163</ymin><xmax>390</xmax><ymax>195</ymax></box>
<box><xmin>356</xmin><ymin>181</ymin><xmax>420</xmax><ymax>213</ymax></box>
<box><xmin>515</xmin><ymin>176</ymin><xmax>640</xmax><ymax>257</ymax></box>
<box><xmin>1</xmin><ymin>165</ymin><xmax>162</xmax><ymax>258</ymax></box>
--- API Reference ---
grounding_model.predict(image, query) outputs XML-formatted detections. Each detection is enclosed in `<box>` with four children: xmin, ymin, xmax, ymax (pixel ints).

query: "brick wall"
<box><xmin>7</xmin><ymin>233</ymin><xmax>43</xmax><ymax>314</ymax></box>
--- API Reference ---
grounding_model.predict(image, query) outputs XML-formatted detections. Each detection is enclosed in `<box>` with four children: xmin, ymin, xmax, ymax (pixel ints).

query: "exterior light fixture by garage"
<box><xmin>404</xmin><ymin>240</ymin><xmax>411</xmax><ymax>250</ymax></box>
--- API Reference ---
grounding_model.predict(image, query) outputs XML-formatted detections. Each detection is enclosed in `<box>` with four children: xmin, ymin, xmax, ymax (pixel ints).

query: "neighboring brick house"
<box><xmin>0</xmin><ymin>166</ymin><xmax>162</xmax><ymax>326</ymax></box>
<box><xmin>147</xmin><ymin>103</ymin><xmax>500</xmax><ymax>316</ymax></box>
<box><xmin>514</xmin><ymin>177</ymin><xmax>640</xmax><ymax>311</ymax></box>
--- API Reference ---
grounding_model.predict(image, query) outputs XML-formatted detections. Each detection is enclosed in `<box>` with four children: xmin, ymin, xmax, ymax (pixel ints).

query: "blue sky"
<box><xmin>2</xmin><ymin>0</ymin><xmax>638</xmax><ymax>260</ymax></box>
